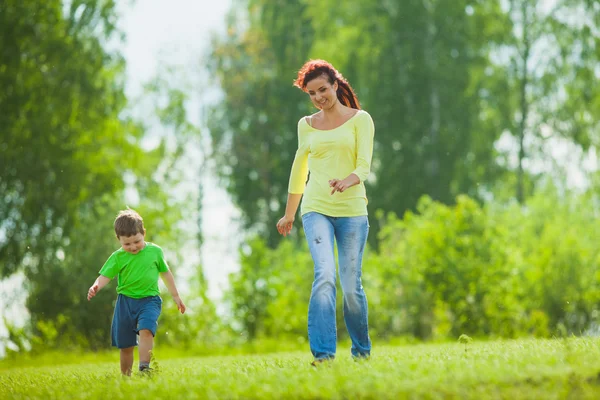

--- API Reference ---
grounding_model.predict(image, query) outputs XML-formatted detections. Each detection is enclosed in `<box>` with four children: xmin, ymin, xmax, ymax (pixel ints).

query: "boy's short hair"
<box><xmin>114</xmin><ymin>209</ymin><xmax>145</xmax><ymax>238</ymax></box>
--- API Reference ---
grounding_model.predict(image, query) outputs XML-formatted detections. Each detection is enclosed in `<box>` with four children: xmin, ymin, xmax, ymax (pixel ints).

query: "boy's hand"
<box><xmin>174</xmin><ymin>296</ymin><xmax>186</xmax><ymax>314</ymax></box>
<box><xmin>87</xmin><ymin>276</ymin><xmax>110</xmax><ymax>301</ymax></box>
<box><xmin>87</xmin><ymin>284</ymin><xmax>99</xmax><ymax>301</ymax></box>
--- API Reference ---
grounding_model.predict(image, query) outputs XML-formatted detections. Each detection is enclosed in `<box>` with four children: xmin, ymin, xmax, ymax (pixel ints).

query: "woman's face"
<box><xmin>306</xmin><ymin>75</ymin><xmax>338</xmax><ymax>110</ymax></box>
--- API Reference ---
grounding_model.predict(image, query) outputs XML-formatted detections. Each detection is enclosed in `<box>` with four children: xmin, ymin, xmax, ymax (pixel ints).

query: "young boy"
<box><xmin>87</xmin><ymin>209</ymin><xmax>186</xmax><ymax>376</ymax></box>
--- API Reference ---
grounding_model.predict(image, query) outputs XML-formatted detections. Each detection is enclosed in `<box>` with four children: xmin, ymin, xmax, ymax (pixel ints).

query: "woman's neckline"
<box><xmin>306</xmin><ymin>110</ymin><xmax>361</xmax><ymax>132</ymax></box>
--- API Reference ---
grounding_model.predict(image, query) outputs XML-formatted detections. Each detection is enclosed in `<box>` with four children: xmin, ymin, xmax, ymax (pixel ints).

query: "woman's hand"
<box><xmin>329</xmin><ymin>174</ymin><xmax>360</xmax><ymax>194</ymax></box>
<box><xmin>276</xmin><ymin>214</ymin><xmax>295</xmax><ymax>236</ymax></box>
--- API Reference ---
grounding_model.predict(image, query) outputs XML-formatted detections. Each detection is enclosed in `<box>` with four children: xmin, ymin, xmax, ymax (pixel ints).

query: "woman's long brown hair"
<box><xmin>293</xmin><ymin>59</ymin><xmax>361</xmax><ymax>110</ymax></box>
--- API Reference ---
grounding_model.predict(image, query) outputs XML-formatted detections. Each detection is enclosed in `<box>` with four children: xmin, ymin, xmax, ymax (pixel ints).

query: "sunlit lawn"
<box><xmin>2</xmin><ymin>338</ymin><xmax>600</xmax><ymax>399</ymax></box>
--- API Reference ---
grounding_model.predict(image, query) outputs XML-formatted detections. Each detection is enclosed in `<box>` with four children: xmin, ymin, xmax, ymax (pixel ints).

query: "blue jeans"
<box><xmin>302</xmin><ymin>211</ymin><xmax>371</xmax><ymax>360</ymax></box>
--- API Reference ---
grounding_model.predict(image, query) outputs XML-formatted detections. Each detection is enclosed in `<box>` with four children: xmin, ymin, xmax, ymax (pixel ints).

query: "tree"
<box><xmin>208</xmin><ymin>0</ymin><xmax>512</xmax><ymax>246</ymax></box>
<box><xmin>0</xmin><ymin>0</ymin><xmax>214</xmax><ymax>350</ymax></box>
<box><xmin>0</xmin><ymin>0</ymin><xmax>140</xmax><ymax>277</ymax></box>
<box><xmin>312</xmin><ymin>0</ymin><xmax>511</xmax><ymax>231</ymax></box>
<box><xmin>207</xmin><ymin>0</ymin><xmax>315</xmax><ymax>247</ymax></box>
<box><xmin>502</xmin><ymin>0</ymin><xmax>600</xmax><ymax>202</ymax></box>
<box><xmin>225</xmin><ymin>238</ymin><xmax>275</xmax><ymax>340</ymax></box>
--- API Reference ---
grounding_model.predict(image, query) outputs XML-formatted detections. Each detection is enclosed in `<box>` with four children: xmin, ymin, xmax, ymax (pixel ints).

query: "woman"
<box><xmin>276</xmin><ymin>59</ymin><xmax>374</xmax><ymax>365</ymax></box>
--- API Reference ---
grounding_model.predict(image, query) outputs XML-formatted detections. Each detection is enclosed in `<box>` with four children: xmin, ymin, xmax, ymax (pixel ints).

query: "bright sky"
<box><xmin>119</xmin><ymin>0</ymin><xmax>230</xmax><ymax>96</ymax></box>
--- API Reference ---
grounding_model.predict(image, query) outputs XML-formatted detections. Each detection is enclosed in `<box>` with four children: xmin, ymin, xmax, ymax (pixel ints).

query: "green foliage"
<box><xmin>226</xmin><ymin>235</ymin><xmax>366</xmax><ymax>343</ymax></box>
<box><xmin>0</xmin><ymin>0</ymin><xmax>155</xmax><ymax>353</ymax></box>
<box><xmin>208</xmin><ymin>0</ymin><xmax>600</xmax><ymax>249</ymax></box>
<box><xmin>316</xmin><ymin>0</ymin><xmax>512</xmax><ymax>221</ymax></box>
<box><xmin>0</xmin><ymin>0</ymin><xmax>221</xmax><ymax>354</ymax></box>
<box><xmin>0</xmin><ymin>0</ymin><xmax>137</xmax><ymax>276</ymax></box>
<box><xmin>225</xmin><ymin>237</ymin><xmax>282</xmax><ymax>340</ymax></box>
<box><xmin>368</xmin><ymin>195</ymin><xmax>527</xmax><ymax>339</ymax></box>
<box><xmin>511</xmin><ymin>186</ymin><xmax>600</xmax><ymax>335</ymax></box>
<box><xmin>207</xmin><ymin>0</ymin><xmax>314</xmax><ymax>246</ymax></box>
<box><xmin>225</xmin><ymin>186</ymin><xmax>600</xmax><ymax>341</ymax></box>
<box><xmin>0</xmin><ymin>317</ymin><xmax>29</xmax><ymax>356</ymax></box>
<box><xmin>261</xmin><ymin>240</ymin><xmax>312</xmax><ymax>342</ymax></box>
<box><xmin>458</xmin><ymin>333</ymin><xmax>473</xmax><ymax>354</ymax></box>
<box><xmin>22</xmin><ymin>196</ymin><xmax>122</xmax><ymax>351</ymax></box>
<box><xmin>499</xmin><ymin>0</ymin><xmax>600</xmax><ymax>201</ymax></box>
<box><xmin>156</xmin><ymin>268</ymin><xmax>223</xmax><ymax>350</ymax></box>
<box><xmin>207</xmin><ymin>0</ymin><xmax>514</xmax><ymax>247</ymax></box>
<box><xmin>4</xmin><ymin>0</ymin><xmax>600</xmax><ymax>358</ymax></box>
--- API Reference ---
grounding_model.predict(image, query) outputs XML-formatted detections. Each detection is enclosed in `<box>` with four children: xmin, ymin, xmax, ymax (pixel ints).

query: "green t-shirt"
<box><xmin>99</xmin><ymin>242</ymin><xmax>169</xmax><ymax>299</ymax></box>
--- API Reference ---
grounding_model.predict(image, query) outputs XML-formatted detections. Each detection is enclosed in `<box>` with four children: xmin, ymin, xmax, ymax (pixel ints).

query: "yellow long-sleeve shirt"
<box><xmin>288</xmin><ymin>110</ymin><xmax>375</xmax><ymax>217</ymax></box>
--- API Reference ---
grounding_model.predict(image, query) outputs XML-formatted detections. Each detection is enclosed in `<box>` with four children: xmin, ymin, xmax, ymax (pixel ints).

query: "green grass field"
<box><xmin>2</xmin><ymin>338</ymin><xmax>600</xmax><ymax>399</ymax></box>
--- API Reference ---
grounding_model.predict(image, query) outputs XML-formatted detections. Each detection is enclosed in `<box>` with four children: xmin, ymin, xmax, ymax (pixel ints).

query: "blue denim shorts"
<box><xmin>111</xmin><ymin>294</ymin><xmax>162</xmax><ymax>348</ymax></box>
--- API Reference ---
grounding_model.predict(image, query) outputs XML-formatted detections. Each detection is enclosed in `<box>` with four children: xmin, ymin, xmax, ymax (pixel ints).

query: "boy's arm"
<box><xmin>87</xmin><ymin>275</ymin><xmax>111</xmax><ymax>301</ymax></box>
<box><xmin>160</xmin><ymin>271</ymin><xmax>186</xmax><ymax>314</ymax></box>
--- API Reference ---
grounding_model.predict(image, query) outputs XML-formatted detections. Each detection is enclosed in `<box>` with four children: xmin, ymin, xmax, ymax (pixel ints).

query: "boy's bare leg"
<box><xmin>120</xmin><ymin>347</ymin><xmax>134</xmax><ymax>376</ymax></box>
<box><xmin>138</xmin><ymin>329</ymin><xmax>154</xmax><ymax>367</ymax></box>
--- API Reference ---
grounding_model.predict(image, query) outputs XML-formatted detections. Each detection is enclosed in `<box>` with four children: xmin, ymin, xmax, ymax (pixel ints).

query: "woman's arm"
<box><xmin>277</xmin><ymin>119</ymin><xmax>309</xmax><ymax>236</ymax></box>
<box><xmin>277</xmin><ymin>193</ymin><xmax>303</xmax><ymax>236</ymax></box>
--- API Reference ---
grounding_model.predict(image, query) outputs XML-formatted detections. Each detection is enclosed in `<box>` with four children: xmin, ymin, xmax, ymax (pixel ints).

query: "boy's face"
<box><xmin>118</xmin><ymin>233</ymin><xmax>146</xmax><ymax>254</ymax></box>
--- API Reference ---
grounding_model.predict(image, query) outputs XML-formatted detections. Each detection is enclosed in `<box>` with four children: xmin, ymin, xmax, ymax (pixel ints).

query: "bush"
<box><xmin>225</xmin><ymin>185</ymin><xmax>600</xmax><ymax>342</ymax></box>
